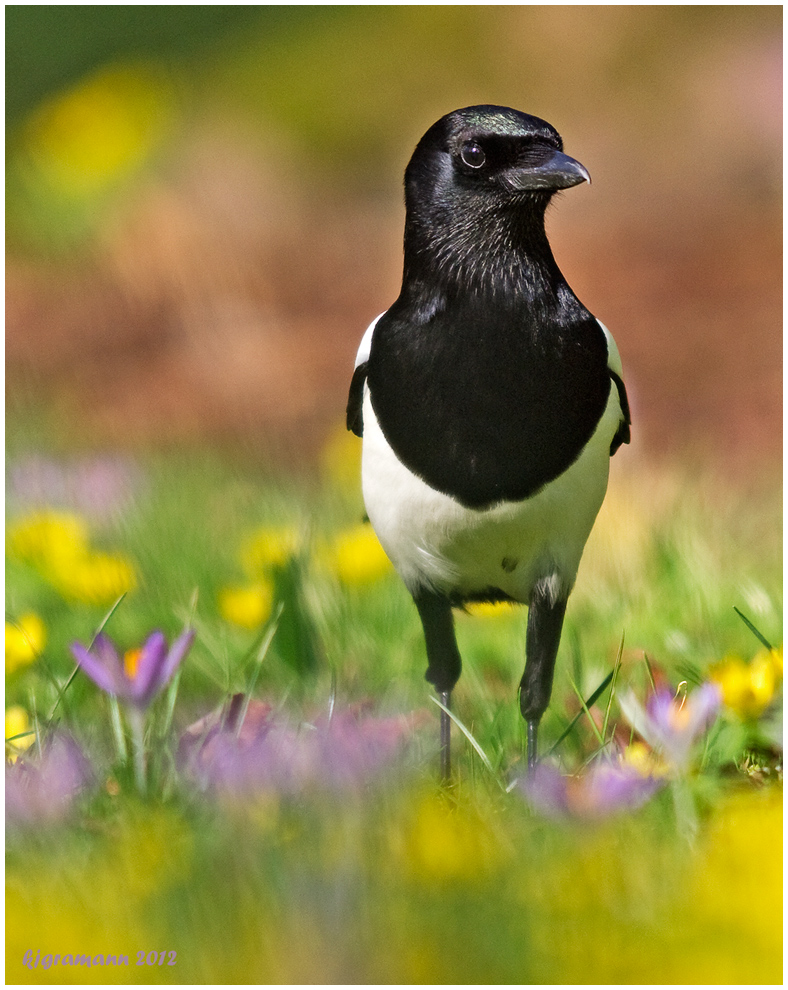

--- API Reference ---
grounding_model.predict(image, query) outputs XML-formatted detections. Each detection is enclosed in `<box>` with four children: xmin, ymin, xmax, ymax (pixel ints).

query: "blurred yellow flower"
<box><xmin>218</xmin><ymin>580</ymin><xmax>274</xmax><ymax>630</ymax></box>
<box><xmin>23</xmin><ymin>62</ymin><xmax>173</xmax><ymax>196</ymax></box>
<box><xmin>8</xmin><ymin>510</ymin><xmax>137</xmax><ymax>606</ymax></box>
<box><xmin>464</xmin><ymin>600</ymin><xmax>518</xmax><ymax>619</ymax></box>
<box><xmin>5</xmin><ymin>612</ymin><xmax>46</xmax><ymax>674</ymax></box>
<box><xmin>5</xmin><ymin>706</ymin><xmax>34</xmax><ymax>762</ymax></box>
<box><xmin>48</xmin><ymin>551</ymin><xmax>137</xmax><ymax>606</ymax></box>
<box><xmin>763</xmin><ymin>644</ymin><xmax>782</xmax><ymax>677</ymax></box>
<box><xmin>240</xmin><ymin>525</ymin><xmax>301</xmax><ymax>577</ymax></box>
<box><xmin>621</xmin><ymin>740</ymin><xmax>669</xmax><ymax>778</ymax></box>
<box><xmin>399</xmin><ymin>796</ymin><xmax>502</xmax><ymax>882</ymax></box>
<box><xmin>684</xmin><ymin>789</ymin><xmax>782</xmax><ymax>982</ymax></box>
<box><xmin>710</xmin><ymin>648</ymin><xmax>782</xmax><ymax>719</ymax></box>
<box><xmin>321</xmin><ymin>424</ymin><xmax>362</xmax><ymax>490</ymax></box>
<box><xmin>319</xmin><ymin>524</ymin><xmax>392</xmax><ymax>585</ymax></box>
<box><xmin>102</xmin><ymin>806</ymin><xmax>195</xmax><ymax>897</ymax></box>
<box><xmin>7</xmin><ymin>510</ymin><xmax>89</xmax><ymax>569</ymax></box>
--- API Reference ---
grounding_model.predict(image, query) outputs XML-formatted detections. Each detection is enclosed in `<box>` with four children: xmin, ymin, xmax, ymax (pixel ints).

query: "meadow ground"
<box><xmin>5</xmin><ymin>432</ymin><xmax>782</xmax><ymax>984</ymax></box>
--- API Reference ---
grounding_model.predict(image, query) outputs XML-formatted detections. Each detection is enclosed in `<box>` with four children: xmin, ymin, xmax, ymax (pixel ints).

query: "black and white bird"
<box><xmin>347</xmin><ymin>105</ymin><xmax>630</xmax><ymax>778</ymax></box>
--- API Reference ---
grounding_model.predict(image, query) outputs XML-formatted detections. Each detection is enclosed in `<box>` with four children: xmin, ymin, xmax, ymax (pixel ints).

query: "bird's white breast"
<box><xmin>361</xmin><ymin>379</ymin><xmax>622</xmax><ymax>603</ymax></box>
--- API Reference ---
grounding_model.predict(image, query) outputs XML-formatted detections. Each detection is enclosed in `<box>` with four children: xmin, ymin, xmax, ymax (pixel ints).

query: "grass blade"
<box><xmin>108</xmin><ymin>694</ymin><xmax>129</xmax><ymax>763</ymax></box>
<box><xmin>159</xmin><ymin>668</ymin><xmax>183</xmax><ymax>741</ymax></box>
<box><xmin>235</xmin><ymin>603</ymin><xmax>284</xmax><ymax>739</ymax></box>
<box><xmin>49</xmin><ymin>593</ymin><xmax>128</xmax><ymax>721</ymax></box>
<box><xmin>601</xmin><ymin>631</ymin><xmax>625</xmax><ymax>740</ymax></box>
<box><xmin>643</xmin><ymin>652</ymin><xmax>657</xmax><ymax>691</ymax></box>
<box><xmin>5</xmin><ymin>731</ymin><xmax>36</xmax><ymax>745</ymax></box>
<box><xmin>568</xmin><ymin>677</ymin><xmax>606</xmax><ymax>749</ymax></box>
<box><xmin>546</xmin><ymin>669</ymin><xmax>614</xmax><ymax>757</ymax></box>
<box><xmin>430</xmin><ymin>695</ymin><xmax>503</xmax><ymax>789</ymax></box>
<box><xmin>733</xmin><ymin>606</ymin><xmax>774</xmax><ymax>651</ymax></box>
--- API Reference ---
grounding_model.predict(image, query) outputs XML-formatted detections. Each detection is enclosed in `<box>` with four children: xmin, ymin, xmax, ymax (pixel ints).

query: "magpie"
<box><xmin>347</xmin><ymin>105</ymin><xmax>630</xmax><ymax>779</ymax></box>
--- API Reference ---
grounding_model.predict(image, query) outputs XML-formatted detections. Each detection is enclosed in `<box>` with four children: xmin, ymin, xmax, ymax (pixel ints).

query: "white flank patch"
<box><xmin>354</xmin><ymin>313</ymin><xmax>384</xmax><ymax>369</ymax></box>
<box><xmin>360</xmin><ymin>376</ymin><xmax>624</xmax><ymax>602</ymax></box>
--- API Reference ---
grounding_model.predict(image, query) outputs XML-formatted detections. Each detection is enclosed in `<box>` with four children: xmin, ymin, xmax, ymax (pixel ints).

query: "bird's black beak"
<box><xmin>503</xmin><ymin>149</ymin><xmax>591</xmax><ymax>192</ymax></box>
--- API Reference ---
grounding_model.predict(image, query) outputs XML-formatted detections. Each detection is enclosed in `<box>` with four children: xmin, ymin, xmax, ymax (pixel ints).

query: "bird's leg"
<box><xmin>438</xmin><ymin>689</ymin><xmax>452</xmax><ymax>783</ymax></box>
<box><xmin>520</xmin><ymin>583</ymin><xmax>567</xmax><ymax>772</ymax></box>
<box><xmin>414</xmin><ymin>590</ymin><xmax>462</xmax><ymax>783</ymax></box>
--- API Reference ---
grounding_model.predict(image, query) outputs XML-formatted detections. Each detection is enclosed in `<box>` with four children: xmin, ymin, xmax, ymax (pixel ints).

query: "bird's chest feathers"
<box><xmin>361</xmin><ymin>384</ymin><xmax>618</xmax><ymax>601</ymax></box>
<box><xmin>367</xmin><ymin>303</ymin><xmax>610</xmax><ymax>510</ymax></box>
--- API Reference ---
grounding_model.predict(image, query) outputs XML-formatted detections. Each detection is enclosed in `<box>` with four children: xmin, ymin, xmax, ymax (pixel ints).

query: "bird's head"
<box><xmin>405</xmin><ymin>105</ymin><xmax>589</xmax><ymax>213</ymax></box>
<box><xmin>401</xmin><ymin>106</ymin><xmax>589</xmax><ymax>298</ymax></box>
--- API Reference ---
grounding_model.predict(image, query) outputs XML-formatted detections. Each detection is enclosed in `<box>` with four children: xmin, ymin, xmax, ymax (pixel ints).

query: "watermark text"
<box><xmin>23</xmin><ymin>949</ymin><xmax>177</xmax><ymax>970</ymax></box>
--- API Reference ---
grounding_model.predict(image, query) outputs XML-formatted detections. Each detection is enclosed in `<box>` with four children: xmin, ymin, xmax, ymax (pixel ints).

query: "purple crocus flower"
<box><xmin>7</xmin><ymin>453</ymin><xmax>141</xmax><ymax>521</ymax></box>
<box><xmin>6</xmin><ymin>735</ymin><xmax>94</xmax><ymax>827</ymax></box>
<box><xmin>520</xmin><ymin>759</ymin><xmax>662</xmax><ymax>819</ymax></box>
<box><xmin>70</xmin><ymin>629</ymin><xmax>194</xmax><ymax>709</ymax></box>
<box><xmin>182</xmin><ymin>699</ymin><xmax>413</xmax><ymax>796</ymax></box>
<box><xmin>618</xmin><ymin>682</ymin><xmax>722</xmax><ymax>771</ymax></box>
<box><xmin>311</xmin><ymin>709</ymin><xmax>411</xmax><ymax>789</ymax></box>
<box><xmin>520</xmin><ymin>763</ymin><xmax>571</xmax><ymax>816</ymax></box>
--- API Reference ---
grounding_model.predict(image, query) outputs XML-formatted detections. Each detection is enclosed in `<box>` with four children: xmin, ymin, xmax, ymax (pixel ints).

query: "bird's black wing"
<box><xmin>346</xmin><ymin>362</ymin><xmax>368</xmax><ymax>437</ymax></box>
<box><xmin>608</xmin><ymin>369</ymin><xmax>631</xmax><ymax>455</ymax></box>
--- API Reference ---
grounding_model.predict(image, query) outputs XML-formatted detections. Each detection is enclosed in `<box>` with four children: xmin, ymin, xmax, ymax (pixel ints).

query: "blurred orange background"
<box><xmin>6</xmin><ymin>7</ymin><xmax>782</xmax><ymax>473</ymax></box>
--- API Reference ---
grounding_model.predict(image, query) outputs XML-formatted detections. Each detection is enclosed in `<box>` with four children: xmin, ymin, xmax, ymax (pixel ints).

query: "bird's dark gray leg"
<box><xmin>520</xmin><ymin>584</ymin><xmax>567</xmax><ymax>772</ymax></box>
<box><xmin>413</xmin><ymin>590</ymin><xmax>462</xmax><ymax>782</ymax></box>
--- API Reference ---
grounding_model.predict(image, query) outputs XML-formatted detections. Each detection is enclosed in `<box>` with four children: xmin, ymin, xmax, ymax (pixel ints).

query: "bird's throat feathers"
<box><xmin>402</xmin><ymin>191</ymin><xmax>566</xmax><ymax>314</ymax></box>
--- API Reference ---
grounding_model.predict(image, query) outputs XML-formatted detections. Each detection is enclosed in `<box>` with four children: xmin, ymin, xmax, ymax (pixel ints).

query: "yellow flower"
<box><xmin>240</xmin><ymin>525</ymin><xmax>301</xmax><ymax>577</ymax></box>
<box><xmin>463</xmin><ymin>600</ymin><xmax>519</xmax><ymax>619</ymax></box>
<box><xmin>319</xmin><ymin>524</ymin><xmax>392</xmax><ymax>585</ymax></box>
<box><xmin>7</xmin><ymin>511</ymin><xmax>136</xmax><ymax>605</ymax></box>
<box><xmin>218</xmin><ymin>581</ymin><xmax>274</xmax><ymax>630</ymax></box>
<box><xmin>621</xmin><ymin>740</ymin><xmax>669</xmax><ymax>778</ymax></box>
<box><xmin>398</xmin><ymin>795</ymin><xmax>503</xmax><ymax>882</ymax></box>
<box><xmin>7</xmin><ymin>510</ymin><xmax>89</xmax><ymax>569</ymax></box>
<box><xmin>320</xmin><ymin>424</ymin><xmax>362</xmax><ymax>490</ymax></box>
<box><xmin>5</xmin><ymin>612</ymin><xmax>46</xmax><ymax>674</ymax></box>
<box><xmin>48</xmin><ymin>551</ymin><xmax>137</xmax><ymax>606</ymax></box>
<box><xmin>5</xmin><ymin>706</ymin><xmax>34</xmax><ymax>762</ymax></box>
<box><xmin>23</xmin><ymin>62</ymin><xmax>172</xmax><ymax>196</ymax></box>
<box><xmin>710</xmin><ymin>649</ymin><xmax>781</xmax><ymax>719</ymax></box>
<box><xmin>684</xmin><ymin>789</ymin><xmax>782</xmax><ymax>982</ymax></box>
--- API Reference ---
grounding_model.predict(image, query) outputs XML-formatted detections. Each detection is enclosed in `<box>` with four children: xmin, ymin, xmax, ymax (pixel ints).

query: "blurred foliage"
<box><xmin>6</xmin><ymin>787</ymin><xmax>782</xmax><ymax>983</ymax></box>
<box><xmin>5</xmin><ymin>439</ymin><xmax>782</xmax><ymax>758</ymax></box>
<box><xmin>6</xmin><ymin>5</ymin><xmax>781</xmax><ymax>252</ymax></box>
<box><xmin>5</xmin><ymin>429</ymin><xmax>782</xmax><ymax>983</ymax></box>
<box><xmin>5</xmin><ymin>6</ymin><xmax>265</xmax><ymax>126</ymax></box>
<box><xmin>200</xmin><ymin>4</ymin><xmax>780</xmax><ymax>178</ymax></box>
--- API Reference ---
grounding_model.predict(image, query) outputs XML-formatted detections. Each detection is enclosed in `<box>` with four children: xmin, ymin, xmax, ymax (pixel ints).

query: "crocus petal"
<box><xmin>583</xmin><ymin>761</ymin><xmax>662</xmax><ymax>815</ymax></box>
<box><xmin>184</xmin><ymin>706</ymin><xmax>412</xmax><ymax>796</ymax></box>
<box><xmin>519</xmin><ymin>761</ymin><xmax>662</xmax><ymax>819</ymax></box>
<box><xmin>645</xmin><ymin>689</ymin><xmax>678</xmax><ymax>739</ymax></box>
<box><xmin>70</xmin><ymin>637</ymin><xmax>123</xmax><ymax>696</ymax></box>
<box><xmin>619</xmin><ymin>684</ymin><xmax>722</xmax><ymax>771</ymax></box>
<box><xmin>92</xmin><ymin>632</ymin><xmax>127</xmax><ymax>675</ymax></box>
<box><xmin>519</xmin><ymin>764</ymin><xmax>570</xmax><ymax>817</ymax></box>
<box><xmin>6</xmin><ymin>734</ymin><xmax>94</xmax><ymax>827</ymax></box>
<box><xmin>619</xmin><ymin>689</ymin><xmax>667</xmax><ymax>751</ymax></box>
<box><xmin>684</xmin><ymin>682</ymin><xmax>722</xmax><ymax>736</ymax></box>
<box><xmin>129</xmin><ymin>630</ymin><xmax>168</xmax><ymax>705</ymax></box>
<box><xmin>157</xmin><ymin>628</ymin><xmax>195</xmax><ymax>688</ymax></box>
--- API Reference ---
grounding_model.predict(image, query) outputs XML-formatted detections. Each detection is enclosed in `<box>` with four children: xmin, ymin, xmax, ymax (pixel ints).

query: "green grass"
<box><xmin>5</xmin><ymin>442</ymin><xmax>782</xmax><ymax>983</ymax></box>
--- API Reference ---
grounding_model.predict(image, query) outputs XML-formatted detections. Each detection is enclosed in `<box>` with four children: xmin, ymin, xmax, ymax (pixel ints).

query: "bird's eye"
<box><xmin>460</xmin><ymin>143</ymin><xmax>486</xmax><ymax>169</ymax></box>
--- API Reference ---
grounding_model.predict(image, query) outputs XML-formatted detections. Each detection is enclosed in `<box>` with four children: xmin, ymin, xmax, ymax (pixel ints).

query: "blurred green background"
<box><xmin>6</xmin><ymin>5</ymin><xmax>782</xmax><ymax>473</ymax></box>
